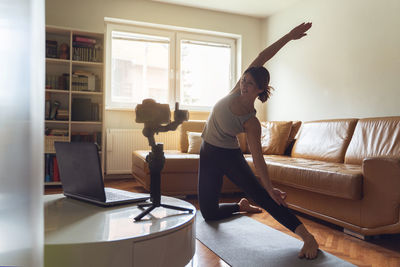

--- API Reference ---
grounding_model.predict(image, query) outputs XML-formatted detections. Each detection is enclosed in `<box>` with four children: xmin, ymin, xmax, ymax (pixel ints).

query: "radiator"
<box><xmin>106</xmin><ymin>128</ymin><xmax>180</xmax><ymax>174</ymax></box>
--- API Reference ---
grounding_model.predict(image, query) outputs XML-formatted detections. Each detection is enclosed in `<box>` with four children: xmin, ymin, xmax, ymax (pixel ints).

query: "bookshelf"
<box><xmin>45</xmin><ymin>26</ymin><xmax>104</xmax><ymax>186</ymax></box>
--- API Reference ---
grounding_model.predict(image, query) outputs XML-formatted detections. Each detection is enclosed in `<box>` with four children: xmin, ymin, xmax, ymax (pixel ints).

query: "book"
<box><xmin>47</xmin><ymin>128</ymin><xmax>68</xmax><ymax>136</ymax></box>
<box><xmin>91</xmin><ymin>102</ymin><xmax>99</xmax><ymax>121</ymax></box>
<box><xmin>49</xmin><ymin>155</ymin><xmax>54</xmax><ymax>180</ymax></box>
<box><xmin>73</xmin><ymin>41</ymin><xmax>95</xmax><ymax>48</ymax></box>
<box><xmin>45</xmin><ymin>100</ymin><xmax>51</xmax><ymax>120</ymax></box>
<box><xmin>55</xmin><ymin>109</ymin><xmax>68</xmax><ymax>120</ymax></box>
<box><xmin>49</xmin><ymin>101</ymin><xmax>60</xmax><ymax>120</ymax></box>
<box><xmin>45</xmin><ymin>154</ymin><xmax>51</xmax><ymax>182</ymax></box>
<box><xmin>46</xmin><ymin>40</ymin><xmax>58</xmax><ymax>58</ymax></box>
<box><xmin>73</xmin><ymin>35</ymin><xmax>96</xmax><ymax>44</ymax></box>
<box><xmin>53</xmin><ymin>156</ymin><xmax>60</xmax><ymax>182</ymax></box>
<box><xmin>58</xmin><ymin>73</ymin><xmax>70</xmax><ymax>90</ymax></box>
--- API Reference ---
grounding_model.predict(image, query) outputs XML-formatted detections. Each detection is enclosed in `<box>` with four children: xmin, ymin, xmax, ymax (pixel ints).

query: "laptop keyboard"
<box><xmin>105</xmin><ymin>190</ymin><xmax>131</xmax><ymax>201</ymax></box>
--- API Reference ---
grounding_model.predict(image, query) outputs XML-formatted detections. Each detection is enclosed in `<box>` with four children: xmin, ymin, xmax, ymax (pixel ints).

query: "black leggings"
<box><xmin>198</xmin><ymin>141</ymin><xmax>302</xmax><ymax>233</ymax></box>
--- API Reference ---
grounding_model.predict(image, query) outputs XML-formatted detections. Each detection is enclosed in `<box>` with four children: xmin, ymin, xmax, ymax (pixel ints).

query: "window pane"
<box><xmin>180</xmin><ymin>40</ymin><xmax>231</xmax><ymax>107</ymax></box>
<box><xmin>111</xmin><ymin>32</ymin><xmax>169</xmax><ymax>106</ymax></box>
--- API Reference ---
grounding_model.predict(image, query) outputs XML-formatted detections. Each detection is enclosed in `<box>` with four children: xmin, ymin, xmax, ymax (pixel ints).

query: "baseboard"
<box><xmin>104</xmin><ymin>174</ymin><xmax>133</xmax><ymax>180</ymax></box>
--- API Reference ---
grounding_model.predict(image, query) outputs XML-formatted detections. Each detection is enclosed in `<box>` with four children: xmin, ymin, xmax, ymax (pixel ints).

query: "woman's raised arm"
<box><xmin>230</xmin><ymin>22</ymin><xmax>312</xmax><ymax>94</ymax></box>
<box><xmin>248</xmin><ymin>22</ymin><xmax>312</xmax><ymax>68</ymax></box>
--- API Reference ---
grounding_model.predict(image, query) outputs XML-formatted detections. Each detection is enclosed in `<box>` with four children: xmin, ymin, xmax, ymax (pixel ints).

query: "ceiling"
<box><xmin>150</xmin><ymin>0</ymin><xmax>302</xmax><ymax>18</ymax></box>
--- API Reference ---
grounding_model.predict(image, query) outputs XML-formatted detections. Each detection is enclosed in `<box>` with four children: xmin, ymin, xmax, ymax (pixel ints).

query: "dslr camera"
<box><xmin>135</xmin><ymin>99</ymin><xmax>189</xmax><ymax>127</ymax></box>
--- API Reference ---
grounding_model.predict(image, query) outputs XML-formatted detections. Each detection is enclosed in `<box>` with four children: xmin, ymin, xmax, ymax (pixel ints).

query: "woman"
<box><xmin>198</xmin><ymin>22</ymin><xmax>319</xmax><ymax>260</ymax></box>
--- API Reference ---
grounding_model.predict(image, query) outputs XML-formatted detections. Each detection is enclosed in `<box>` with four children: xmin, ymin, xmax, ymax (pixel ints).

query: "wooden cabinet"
<box><xmin>45</xmin><ymin>26</ymin><xmax>104</xmax><ymax>185</ymax></box>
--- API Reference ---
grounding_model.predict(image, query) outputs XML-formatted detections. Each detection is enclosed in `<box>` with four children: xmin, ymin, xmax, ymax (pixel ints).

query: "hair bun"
<box><xmin>244</xmin><ymin>67</ymin><xmax>273</xmax><ymax>103</ymax></box>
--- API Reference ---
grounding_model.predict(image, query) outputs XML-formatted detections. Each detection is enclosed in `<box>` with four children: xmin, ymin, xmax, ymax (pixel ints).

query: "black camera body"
<box><xmin>135</xmin><ymin>99</ymin><xmax>171</xmax><ymax>125</ymax></box>
<box><xmin>135</xmin><ymin>99</ymin><xmax>189</xmax><ymax>127</ymax></box>
<box><xmin>135</xmin><ymin>98</ymin><xmax>189</xmax><ymax>147</ymax></box>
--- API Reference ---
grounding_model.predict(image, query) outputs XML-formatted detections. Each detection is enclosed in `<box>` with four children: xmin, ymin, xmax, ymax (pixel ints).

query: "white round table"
<box><xmin>44</xmin><ymin>194</ymin><xmax>196</xmax><ymax>267</ymax></box>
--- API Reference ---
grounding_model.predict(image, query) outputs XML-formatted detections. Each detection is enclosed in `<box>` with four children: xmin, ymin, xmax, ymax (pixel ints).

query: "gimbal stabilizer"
<box><xmin>134</xmin><ymin>100</ymin><xmax>194</xmax><ymax>221</ymax></box>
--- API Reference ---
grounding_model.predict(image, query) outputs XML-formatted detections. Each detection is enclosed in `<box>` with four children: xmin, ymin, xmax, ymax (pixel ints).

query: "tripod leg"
<box><xmin>137</xmin><ymin>203</ymin><xmax>153</xmax><ymax>209</ymax></box>
<box><xmin>160</xmin><ymin>204</ymin><xmax>194</xmax><ymax>213</ymax></box>
<box><xmin>134</xmin><ymin>205</ymin><xmax>156</xmax><ymax>221</ymax></box>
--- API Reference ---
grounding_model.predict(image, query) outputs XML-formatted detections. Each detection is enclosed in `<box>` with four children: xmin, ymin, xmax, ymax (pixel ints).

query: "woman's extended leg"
<box><xmin>222</xmin><ymin>149</ymin><xmax>302</xmax><ymax>233</ymax></box>
<box><xmin>222</xmin><ymin>149</ymin><xmax>318</xmax><ymax>259</ymax></box>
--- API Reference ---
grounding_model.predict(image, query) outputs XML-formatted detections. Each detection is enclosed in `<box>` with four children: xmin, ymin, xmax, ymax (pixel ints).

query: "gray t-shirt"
<box><xmin>202</xmin><ymin>90</ymin><xmax>256</xmax><ymax>149</ymax></box>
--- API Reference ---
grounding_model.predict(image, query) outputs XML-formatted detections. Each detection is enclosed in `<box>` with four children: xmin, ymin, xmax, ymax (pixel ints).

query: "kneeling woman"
<box><xmin>198</xmin><ymin>22</ymin><xmax>319</xmax><ymax>260</ymax></box>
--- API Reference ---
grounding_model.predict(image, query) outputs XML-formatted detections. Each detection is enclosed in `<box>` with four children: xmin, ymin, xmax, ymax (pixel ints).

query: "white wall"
<box><xmin>46</xmin><ymin>0</ymin><xmax>265</xmax><ymax>127</ymax></box>
<box><xmin>263</xmin><ymin>0</ymin><xmax>400</xmax><ymax>121</ymax></box>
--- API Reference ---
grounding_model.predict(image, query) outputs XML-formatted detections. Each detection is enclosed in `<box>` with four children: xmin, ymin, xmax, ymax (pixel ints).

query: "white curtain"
<box><xmin>0</xmin><ymin>0</ymin><xmax>44</xmax><ymax>266</ymax></box>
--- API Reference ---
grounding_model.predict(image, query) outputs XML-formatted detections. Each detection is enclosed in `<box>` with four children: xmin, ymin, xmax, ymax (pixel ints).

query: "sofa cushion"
<box><xmin>132</xmin><ymin>150</ymin><xmax>199</xmax><ymax>173</ymax></box>
<box><xmin>291</xmin><ymin>119</ymin><xmax>358</xmax><ymax>163</ymax></box>
<box><xmin>345</xmin><ymin>116</ymin><xmax>400</xmax><ymax>165</ymax></box>
<box><xmin>245</xmin><ymin>155</ymin><xmax>363</xmax><ymax>200</ymax></box>
<box><xmin>180</xmin><ymin>120</ymin><xmax>206</xmax><ymax>153</ymax></box>
<box><xmin>187</xmin><ymin>132</ymin><xmax>202</xmax><ymax>154</ymax></box>
<box><xmin>260</xmin><ymin>121</ymin><xmax>293</xmax><ymax>155</ymax></box>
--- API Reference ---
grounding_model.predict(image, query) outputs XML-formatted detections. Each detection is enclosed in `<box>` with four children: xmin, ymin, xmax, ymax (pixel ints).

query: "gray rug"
<box><xmin>196</xmin><ymin>212</ymin><xmax>355</xmax><ymax>267</ymax></box>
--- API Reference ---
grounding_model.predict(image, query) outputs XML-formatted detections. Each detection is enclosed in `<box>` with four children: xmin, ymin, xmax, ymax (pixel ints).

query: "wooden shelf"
<box><xmin>71</xmin><ymin>121</ymin><xmax>102</xmax><ymax>125</ymax></box>
<box><xmin>46</xmin><ymin>58</ymin><xmax>70</xmax><ymax>64</ymax></box>
<box><xmin>71</xmin><ymin>91</ymin><xmax>103</xmax><ymax>96</ymax></box>
<box><xmin>45</xmin><ymin>120</ymin><xmax>69</xmax><ymax>124</ymax></box>
<box><xmin>44</xmin><ymin>182</ymin><xmax>62</xmax><ymax>186</ymax></box>
<box><xmin>46</xmin><ymin>89</ymin><xmax>69</xmax><ymax>94</ymax></box>
<box><xmin>72</xmin><ymin>61</ymin><xmax>103</xmax><ymax>67</ymax></box>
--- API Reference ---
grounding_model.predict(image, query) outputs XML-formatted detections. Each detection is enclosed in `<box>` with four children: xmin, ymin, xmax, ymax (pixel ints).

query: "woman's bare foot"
<box><xmin>298</xmin><ymin>234</ymin><xmax>319</xmax><ymax>259</ymax></box>
<box><xmin>238</xmin><ymin>198</ymin><xmax>262</xmax><ymax>213</ymax></box>
<box><xmin>295</xmin><ymin>224</ymin><xmax>319</xmax><ymax>259</ymax></box>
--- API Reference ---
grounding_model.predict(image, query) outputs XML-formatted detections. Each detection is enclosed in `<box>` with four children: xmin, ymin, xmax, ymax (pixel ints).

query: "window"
<box><xmin>105</xmin><ymin>20</ymin><xmax>238</xmax><ymax>111</ymax></box>
<box><xmin>111</xmin><ymin>31</ymin><xmax>170</xmax><ymax>105</ymax></box>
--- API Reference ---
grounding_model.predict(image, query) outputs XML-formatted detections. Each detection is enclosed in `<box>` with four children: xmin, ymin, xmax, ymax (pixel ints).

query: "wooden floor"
<box><xmin>45</xmin><ymin>178</ymin><xmax>400</xmax><ymax>267</ymax></box>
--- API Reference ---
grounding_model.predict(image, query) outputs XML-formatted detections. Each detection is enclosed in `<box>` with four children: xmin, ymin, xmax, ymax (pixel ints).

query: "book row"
<box><xmin>71</xmin><ymin>98</ymin><xmax>101</xmax><ymax>121</ymax></box>
<box><xmin>45</xmin><ymin>100</ymin><xmax>68</xmax><ymax>121</ymax></box>
<box><xmin>46</xmin><ymin>73</ymin><xmax>69</xmax><ymax>90</ymax></box>
<box><xmin>45</xmin><ymin>99</ymin><xmax>101</xmax><ymax>121</ymax></box>
<box><xmin>72</xmin><ymin>73</ymin><xmax>98</xmax><ymax>91</ymax></box>
<box><xmin>73</xmin><ymin>46</ymin><xmax>102</xmax><ymax>62</ymax></box>
<box><xmin>45</xmin><ymin>154</ymin><xmax>60</xmax><ymax>183</ymax></box>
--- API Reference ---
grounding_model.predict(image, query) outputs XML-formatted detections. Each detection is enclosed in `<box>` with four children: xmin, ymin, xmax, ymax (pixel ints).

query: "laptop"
<box><xmin>54</xmin><ymin>142</ymin><xmax>149</xmax><ymax>206</ymax></box>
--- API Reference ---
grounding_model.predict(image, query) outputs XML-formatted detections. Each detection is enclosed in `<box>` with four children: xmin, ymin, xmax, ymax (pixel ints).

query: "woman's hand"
<box><xmin>268</xmin><ymin>188</ymin><xmax>288</xmax><ymax>207</ymax></box>
<box><xmin>288</xmin><ymin>22</ymin><xmax>312</xmax><ymax>40</ymax></box>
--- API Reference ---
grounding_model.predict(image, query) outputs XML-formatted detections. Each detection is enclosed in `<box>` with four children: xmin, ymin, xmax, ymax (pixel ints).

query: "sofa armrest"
<box><xmin>360</xmin><ymin>157</ymin><xmax>400</xmax><ymax>229</ymax></box>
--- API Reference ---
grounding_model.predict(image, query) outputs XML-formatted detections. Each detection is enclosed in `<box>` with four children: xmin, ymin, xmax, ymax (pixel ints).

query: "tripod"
<box><xmin>134</xmin><ymin>134</ymin><xmax>194</xmax><ymax>221</ymax></box>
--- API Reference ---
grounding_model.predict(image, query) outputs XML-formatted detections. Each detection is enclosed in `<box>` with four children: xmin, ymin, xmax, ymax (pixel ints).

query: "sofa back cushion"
<box><xmin>259</xmin><ymin>121</ymin><xmax>293</xmax><ymax>155</ymax></box>
<box><xmin>291</xmin><ymin>119</ymin><xmax>358</xmax><ymax>163</ymax></box>
<box><xmin>344</xmin><ymin>116</ymin><xmax>400</xmax><ymax>165</ymax></box>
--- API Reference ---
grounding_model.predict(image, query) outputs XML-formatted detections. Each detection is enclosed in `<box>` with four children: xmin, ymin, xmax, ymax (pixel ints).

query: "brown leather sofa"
<box><xmin>132</xmin><ymin>116</ymin><xmax>400</xmax><ymax>238</ymax></box>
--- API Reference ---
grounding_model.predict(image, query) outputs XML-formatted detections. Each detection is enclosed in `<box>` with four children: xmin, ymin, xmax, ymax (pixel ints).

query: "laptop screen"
<box><xmin>55</xmin><ymin>142</ymin><xmax>106</xmax><ymax>202</ymax></box>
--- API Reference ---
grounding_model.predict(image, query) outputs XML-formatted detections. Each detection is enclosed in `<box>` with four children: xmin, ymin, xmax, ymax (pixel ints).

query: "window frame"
<box><xmin>105</xmin><ymin>23</ymin><xmax>176</xmax><ymax>110</ymax></box>
<box><xmin>176</xmin><ymin>32</ymin><xmax>236</xmax><ymax>111</ymax></box>
<box><xmin>105</xmin><ymin>18</ymin><xmax>240</xmax><ymax>111</ymax></box>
